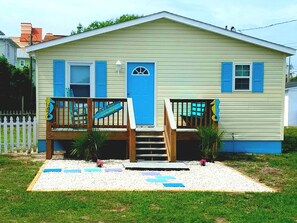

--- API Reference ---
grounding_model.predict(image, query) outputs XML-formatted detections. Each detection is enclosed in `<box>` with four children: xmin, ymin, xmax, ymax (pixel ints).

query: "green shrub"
<box><xmin>70</xmin><ymin>130</ymin><xmax>108</xmax><ymax>161</ymax></box>
<box><xmin>283</xmin><ymin>127</ymin><xmax>297</xmax><ymax>153</ymax></box>
<box><xmin>197</xmin><ymin>125</ymin><xmax>224</xmax><ymax>162</ymax></box>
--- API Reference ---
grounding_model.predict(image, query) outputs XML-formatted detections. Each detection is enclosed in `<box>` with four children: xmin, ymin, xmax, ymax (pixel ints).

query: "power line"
<box><xmin>238</xmin><ymin>19</ymin><xmax>297</xmax><ymax>32</ymax></box>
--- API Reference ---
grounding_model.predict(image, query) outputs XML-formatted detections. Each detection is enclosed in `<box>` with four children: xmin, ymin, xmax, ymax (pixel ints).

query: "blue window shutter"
<box><xmin>95</xmin><ymin>61</ymin><xmax>107</xmax><ymax>97</ymax></box>
<box><xmin>252</xmin><ymin>62</ymin><xmax>264</xmax><ymax>93</ymax></box>
<box><xmin>53</xmin><ymin>60</ymin><xmax>65</xmax><ymax>96</ymax></box>
<box><xmin>221</xmin><ymin>62</ymin><xmax>233</xmax><ymax>92</ymax></box>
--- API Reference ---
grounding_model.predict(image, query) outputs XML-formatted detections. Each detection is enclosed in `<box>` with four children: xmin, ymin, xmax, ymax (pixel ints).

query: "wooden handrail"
<box><xmin>127</xmin><ymin>98</ymin><xmax>136</xmax><ymax>162</ymax></box>
<box><xmin>164</xmin><ymin>98</ymin><xmax>176</xmax><ymax>162</ymax></box>
<box><xmin>170</xmin><ymin>98</ymin><xmax>218</xmax><ymax>128</ymax></box>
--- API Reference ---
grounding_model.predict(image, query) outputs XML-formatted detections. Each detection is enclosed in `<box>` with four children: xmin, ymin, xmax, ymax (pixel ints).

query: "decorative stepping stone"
<box><xmin>141</xmin><ymin>172</ymin><xmax>161</xmax><ymax>176</ymax></box>
<box><xmin>155</xmin><ymin>175</ymin><xmax>176</xmax><ymax>180</ymax></box>
<box><xmin>64</xmin><ymin>169</ymin><xmax>81</xmax><ymax>173</ymax></box>
<box><xmin>43</xmin><ymin>168</ymin><xmax>62</xmax><ymax>173</ymax></box>
<box><xmin>105</xmin><ymin>168</ymin><xmax>123</xmax><ymax>172</ymax></box>
<box><xmin>84</xmin><ymin>168</ymin><xmax>102</xmax><ymax>172</ymax></box>
<box><xmin>163</xmin><ymin>183</ymin><xmax>185</xmax><ymax>188</ymax></box>
<box><xmin>147</xmin><ymin>178</ymin><xmax>168</xmax><ymax>183</ymax></box>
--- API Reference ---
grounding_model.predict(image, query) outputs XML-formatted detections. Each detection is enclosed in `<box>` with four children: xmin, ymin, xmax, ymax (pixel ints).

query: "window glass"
<box><xmin>132</xmin><ymin>66</ymin><xmax>150</xmax><ymax>76</ymax></box>
<box><xmin>235</xmin><ymin>78</ymin><xmax>249</xmax><ymax>90</ymax></box>
<box><xmin>234</xmin><ymin>64</ymin><xmax>251</xmax><ymax>90</ymax></box>
<box><xmin>70</xmin><ymin>65</ymin><xmax>90</xmax><ymax>83</ymax></box>
<box><xmin>235</xmin><ymin>65</ymin><xmax>250</xmax><ymax>76</ymax></box>
<box><xmin>70</xmin><ymin>85</ymin><xmax>90</xmax><ymax>97</ymax></box>
<box><xmin>69</xmin><ymin>64</ymin><xmax>91</xmax><ymax>97</ymax></box>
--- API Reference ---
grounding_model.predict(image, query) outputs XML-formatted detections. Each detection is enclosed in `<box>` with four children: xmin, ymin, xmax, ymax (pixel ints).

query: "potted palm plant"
<box><xmin>197</xmin><ymin>125</ymin><xmax>224</xmax><ymax>162</ymax></box>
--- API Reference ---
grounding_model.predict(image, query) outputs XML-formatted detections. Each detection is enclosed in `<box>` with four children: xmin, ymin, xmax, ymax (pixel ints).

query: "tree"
<box><xmin>0</xmin><ymin>55</ymin><xmax>35</xmax><ymax>111</ymax></box>
<box><xmin>71</xmin><ymin>14</ymin><xmax>142</xmax><ymax>35</ymax></box>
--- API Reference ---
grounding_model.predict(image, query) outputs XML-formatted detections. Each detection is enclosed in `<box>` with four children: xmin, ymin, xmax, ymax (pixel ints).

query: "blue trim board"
<box><xmin>38</xmin><ymin>140</ymin><xmax>67</xmax><ymax>152</ymax></box>
<box><xmin>220</xmin><ymin>140</ymin><xmax>281</xmax><ymax>154</ymax></box>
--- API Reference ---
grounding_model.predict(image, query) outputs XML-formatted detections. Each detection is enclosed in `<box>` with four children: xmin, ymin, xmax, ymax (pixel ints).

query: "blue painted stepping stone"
<box><xmin>105</xmin><ymin>168</ymin><xmax>123</xmax><ymax>172</ymax></box>
<box><xmin>43</xmin><ymin>168</ymin><xmax>62</xmax><ymax>173</ymax></box>
<box><xmin>163</xmin><ymin>183</ymin><xmax>185</xmax><ymax>188</ymax></box>
<box><xmin>84</xmin><ymin>168</ymin><xmax>102</xmax><ymax>172</ymax></box>
<box><xmin>64</xmin><ymin>169</ymin><xmax>81</xmax><ymax>173</ymax></box>
<box><xmin>147</xmin><ymin>178</ymin><xmax>168</xmax><ymax>183</ymax></box>
<box><xmin>155</xmin><ymin>175</ymin><xmax>176</xmax><ymax>180</ymax></box>
<box><xmin>141</xmin><ymin>172</ymin><xmax>161</xmax><ymax>176</ymax></box>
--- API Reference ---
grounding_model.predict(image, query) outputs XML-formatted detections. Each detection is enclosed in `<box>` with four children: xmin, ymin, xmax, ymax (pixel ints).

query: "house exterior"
<box><xmin>0</xmin><ymin>31</ymin><xmax>18</xmax><ymax>65</ymax></box>
<box><xmin>27</xmin><ymin>11</ymin><xmax>295</xmax><ymax>157</ymax></box>
<box><xmin>284</xmin><ymin>82</ymin><xmax>297</xmax><ymax>126</ymax></box>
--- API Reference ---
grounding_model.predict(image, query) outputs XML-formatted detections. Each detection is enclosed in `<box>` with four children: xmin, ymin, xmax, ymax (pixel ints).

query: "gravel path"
<box><xmin>30</xmin><ymin>160</ymin><xmax>274</xmax><ymax>192</ymax></box>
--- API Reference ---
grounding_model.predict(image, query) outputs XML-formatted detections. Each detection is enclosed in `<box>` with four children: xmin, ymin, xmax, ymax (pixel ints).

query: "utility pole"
<box><xmin>287</xmin><ymin>57</ymin><xmax>291</xmax><ymax>83</ymax></box>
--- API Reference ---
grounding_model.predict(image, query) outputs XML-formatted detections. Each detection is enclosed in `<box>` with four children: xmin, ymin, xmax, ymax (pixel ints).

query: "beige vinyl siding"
<box><xmin>35</xmin><ymin>19</ymin><xmax>286</xmax><ymax>141</ymax></box>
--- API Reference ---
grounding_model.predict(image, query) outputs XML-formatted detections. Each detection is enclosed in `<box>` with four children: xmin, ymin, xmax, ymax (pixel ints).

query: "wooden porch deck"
<box><xmin>45</xmin><ymin>97</ymin><xmax>219</xmax><ymax>161</ymax></box>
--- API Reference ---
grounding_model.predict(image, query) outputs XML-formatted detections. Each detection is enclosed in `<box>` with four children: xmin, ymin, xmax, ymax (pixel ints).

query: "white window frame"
<box><xmin>233</xmin><ymin>63</ymin><xmax>252</xmax><ymax>92</ymax></box>
<box><xmin>66</xmin><ymin>61</ymin><xmax>95</xmax><ymax>97</ymax></box>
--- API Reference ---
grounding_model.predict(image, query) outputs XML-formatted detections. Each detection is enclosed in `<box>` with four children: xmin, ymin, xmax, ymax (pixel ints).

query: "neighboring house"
<box><xmin>0</xmin><ymin>31</ymin><xmax>19</xmax><ymax>65</ymax></box>
<box><xmin>27</xmin><ymin>11</ymin><xmax>295</xmax><ymax>160</ymax></box>
<box><xmin>284</xmin><ymin>82</ymin><xmax>297</xmax><ymax>126</ymax></box>
<box><xmin>16</xmin><ymin>48</ymin><xmax>30</xmax><ymax>68</ymax></box>
<box><xmin>12</xmin><ymin>23</ymin><xmax>65</xmax><ymax>85</ymax></box>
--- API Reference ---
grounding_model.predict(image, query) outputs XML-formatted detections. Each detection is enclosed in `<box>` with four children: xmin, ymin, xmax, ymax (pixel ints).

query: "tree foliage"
<box><xmin>0</xmin><ymin>55</ymin><xmax>35</xmax><ymax>110</ymax></box>
<box><xmin>71</xmin><ymin>14</ymin><xmax>142</xmax><ymax>35</ymax></box>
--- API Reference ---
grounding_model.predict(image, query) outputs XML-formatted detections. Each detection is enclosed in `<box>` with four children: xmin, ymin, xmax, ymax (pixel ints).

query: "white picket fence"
<box><xmin>0</xmin><ymin>116</ymin><xmax>37</xmax><ymax>153</ymax></box>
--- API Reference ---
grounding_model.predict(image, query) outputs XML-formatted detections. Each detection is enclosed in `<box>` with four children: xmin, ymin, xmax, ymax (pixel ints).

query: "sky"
<box><xmin>1</xmin><ymin>0</ymin><xmax>297</xmax><ymax>68</ymax></box>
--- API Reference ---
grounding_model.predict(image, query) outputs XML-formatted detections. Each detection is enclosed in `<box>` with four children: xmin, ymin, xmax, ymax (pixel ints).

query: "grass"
<box><xmin>0</xmin><ymin>153</ymin><xmax>297</xmax><ymax>223</ymax></box>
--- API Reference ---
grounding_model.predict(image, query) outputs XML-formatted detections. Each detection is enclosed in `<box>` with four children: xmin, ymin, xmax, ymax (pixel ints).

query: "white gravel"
<box><xmin>31</xmin><ymin>160</ymin><xmax>274</xmax><ymax>192</ymax></box>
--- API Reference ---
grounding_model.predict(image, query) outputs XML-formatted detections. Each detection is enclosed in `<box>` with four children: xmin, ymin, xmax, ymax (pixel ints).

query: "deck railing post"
<box><xmin>127</xmin><ymin>98</ymin><xmax>136</xmax><ymax>162</ymax></box>
<box><xmin>87</xmin><ymin>98</ymin><xmax>93</xmax><ymax>131</ymax></box>
<box><xmin>46</xmin><ymin>119</ymin><xmax>53</xmax><ymax>159</ymax></box>
<box><xmin>164</xmin><ymin>98</ymin><xmax>177</xmax><ymax>162</ymax></box>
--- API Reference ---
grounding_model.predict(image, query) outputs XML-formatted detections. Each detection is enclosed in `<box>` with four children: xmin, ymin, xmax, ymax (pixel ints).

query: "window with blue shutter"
<box><xmin>53</xmin><ymin>60</ymin><xmax>107</xmax><ymax>98</ymax></box>
<box><xmin>221</xmin><ymin>62</ymin><xmax>264</xmax><ymax>93</ymax></box>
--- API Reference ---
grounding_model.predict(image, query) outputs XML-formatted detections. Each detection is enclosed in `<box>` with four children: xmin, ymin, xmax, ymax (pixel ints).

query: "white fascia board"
<box><xmin>26</xmin><ymin>11</ymin><xmax>296</xmax><ymax>55</ymax></box>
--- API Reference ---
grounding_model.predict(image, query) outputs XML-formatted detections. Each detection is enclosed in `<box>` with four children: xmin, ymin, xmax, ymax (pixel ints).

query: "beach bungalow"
<box><xmin>26</xmin><ymin>11</ymin><xmax>295</xmax><ymax>161</ymax></box>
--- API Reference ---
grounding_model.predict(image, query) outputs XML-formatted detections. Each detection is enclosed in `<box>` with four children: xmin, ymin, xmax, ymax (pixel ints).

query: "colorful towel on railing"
<box><xmin>181</xmin><ymin>102</ymin><xmax>206</xmax><ymax>117</ymax></box>
<box><xmin>93</xmin><ymin>101</ymin><xmax>123</xmax><ymax>119</ymax></box>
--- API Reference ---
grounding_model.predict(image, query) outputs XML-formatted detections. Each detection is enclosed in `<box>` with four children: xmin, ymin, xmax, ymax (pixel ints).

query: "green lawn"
<box><xmin>0</xmin><ymin>153</ymin><xmax>297</xmax><ymax>223</ymax></box>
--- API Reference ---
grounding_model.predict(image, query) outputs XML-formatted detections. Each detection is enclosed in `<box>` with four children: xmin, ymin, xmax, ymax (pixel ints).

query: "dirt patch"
<box><xmin>215</xmin><ymin>217</ymin><xmax>229</xmax><ymax>223</ymax></box>
<box><xmin>9</xmin><ymin>153</ymin><xmax>46</xmax><ymax>162</ymax></box>
<box><xmin>260</xmin><ymin>166</ymin><xmax>283</xmax><ymax>175</ymax></box>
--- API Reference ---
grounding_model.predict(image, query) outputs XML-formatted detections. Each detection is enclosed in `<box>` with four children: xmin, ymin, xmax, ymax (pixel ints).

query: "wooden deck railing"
<box><xmin>164</xmin><ymin>98</ymin><xmax>177</xmax><ymax>162</ymax></box>
<box><xmin>48</xmin><ymin>97</ymin><xmax>128</xmax><ymax>129</ymax></box>
<box><xmin>170</xmin><ymin>99</ymin><xmax>218</xmax><ymax>129</ymax></box>
<box><xmin>127</xmin><ymin>98</ymin><xmax>136</xmax><ymax>162</ymax></box>
<box><xmin>45</xmin><ymin>97</ymin><xmax>136</xmax><ymax>160</ymax></box>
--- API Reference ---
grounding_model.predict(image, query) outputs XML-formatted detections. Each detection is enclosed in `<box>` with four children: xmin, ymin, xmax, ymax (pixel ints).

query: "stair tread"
<box><xmin>136</xmin><ymin>135</ymin><xmax>164</xmax><ymax>138</ymax></box>
<box><xmin>136</xmin><ymin>154</ymin><xmax>168</xmax><ymax>157</ymax></box>
<box><xmin>136</xmin><ymin>141</ymin><xmax>164</xmax><ymax>144</ymax></box>
<box><xmin>136</xmin><ymin>147</ymin><xmax>166</xmax><ymax>151</ymax></box>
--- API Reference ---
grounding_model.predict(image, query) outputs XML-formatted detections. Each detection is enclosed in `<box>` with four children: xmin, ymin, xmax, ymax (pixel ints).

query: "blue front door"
<box><xmin>127</xmin><ymin>62</ymin><xmax>155</xmax><ymax>125</ymax></box>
